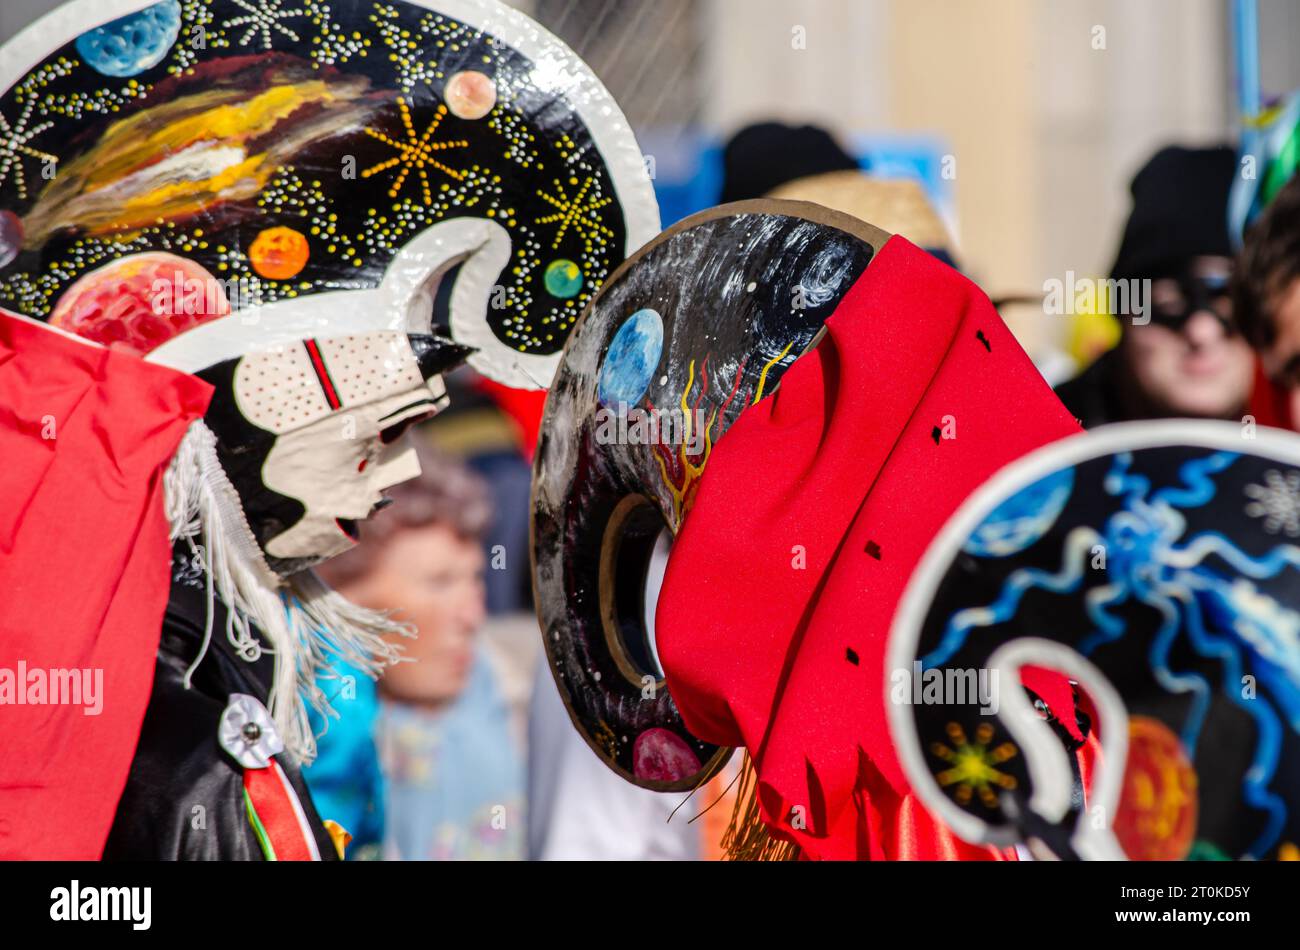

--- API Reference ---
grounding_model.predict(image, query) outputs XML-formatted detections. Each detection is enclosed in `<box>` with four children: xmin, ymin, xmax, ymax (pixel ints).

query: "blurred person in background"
<box><xmin>303</xmin><ymin>656</ymin><xmax>386</xmax><ymax>859</ymax></box>
<box><xmin>718</xmin><ymin>121</ymin><xmax>862</xmax><ymax>205</ymax></box>
<box><xmin>1054</xmin><ymin>146</ymin><xmax>1255</xmax><ymax>428</ymax></box>
<box><xmin>315</xmin><ymin>438</ymin><xmax>525</xmax><ymax>860</ymax></box>
<box><xmin>767</xmin><ymin>172</ymin><xmax>958</xmax><ymax>267</ymax></box>
<box><xmin>428</xmin><ymin>274</ymin><xmax>540</xmax><ymax>615</ymax></box>
<box><xmin>1234</xmin><ymin>173</ymin><xmax>1300</xmax><ymax>429</ymax></box>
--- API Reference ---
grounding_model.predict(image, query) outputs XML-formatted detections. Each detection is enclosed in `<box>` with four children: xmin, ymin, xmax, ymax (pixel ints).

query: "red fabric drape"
<box><xmin>655</xmin><ymin>237</ymin><xmax>1082</xmax><ymax>860</ymax></box>
<box><xmin>0</xmin><ymin>310</ymin><xmax>211</xmax><ymax>859</ymax></box>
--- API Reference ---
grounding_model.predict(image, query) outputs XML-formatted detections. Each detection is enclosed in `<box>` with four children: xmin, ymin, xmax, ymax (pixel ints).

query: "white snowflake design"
<box><xmin>223</xmin><ymin>0</ymin><xmax>309</xmax><ymax>49</ymax></box>
<box><xmin>0</xmin><ymin>98</ymin><xmax>55</xmax><ymax>200</ymax></box>
<box><xmin>1245</xmin><ymin>468</ymin><xmax>1300</xmax><ymax>537</ymax></box>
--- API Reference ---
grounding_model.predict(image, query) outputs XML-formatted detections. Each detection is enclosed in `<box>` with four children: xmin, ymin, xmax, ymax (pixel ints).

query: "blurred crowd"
<box><xmin>302</xmin><ymin>118</ymin><xmax>1300</xmax><ymax>861</ymax></box>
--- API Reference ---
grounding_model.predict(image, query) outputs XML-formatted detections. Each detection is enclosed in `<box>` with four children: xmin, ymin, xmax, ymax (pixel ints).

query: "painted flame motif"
<box><xmin>650</xmin><ymin>341</ymin><xmax>796</xmax><ymax>527</ymax></box>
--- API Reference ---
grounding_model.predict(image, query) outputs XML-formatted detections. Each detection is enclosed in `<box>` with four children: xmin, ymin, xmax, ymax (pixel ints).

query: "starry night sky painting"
<box><xmin>532</xmin><ymin>202</ymin><xmax>882</xmax><ymax>791</ymax></box>
<box><xmin>0</xmin><ymin>0</ymin><xmax>651</xmax><ymax>382</ymax></box>
<box><xmin>891</xmin><ymin>424</ymin><xmax>1300</xmax><ymax>861</ymax></box>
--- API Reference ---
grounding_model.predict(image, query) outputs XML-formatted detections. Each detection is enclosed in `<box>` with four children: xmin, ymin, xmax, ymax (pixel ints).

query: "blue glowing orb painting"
<box><xmin>963</xmin><ymin>467</ymin><xmax>1074</xmax><ymax>558</ymax></box>
<box><xmin>75</xmin><ymin>1</ymin><xmax>182</xmax><ymax>78</ymax></box>
<box><xmin>888</xmin><ymin>422</ymin><xmax>1300</xmax><ymax>862</ymax></box>
<box><xmin>597</xmin><ymin>307</ymin><xmax>663</xmax><ymax>411</ymax></box>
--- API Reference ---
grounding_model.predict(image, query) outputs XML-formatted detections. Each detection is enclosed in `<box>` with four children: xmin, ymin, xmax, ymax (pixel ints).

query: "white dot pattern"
<box><xmin>233</xmin><ymin>331</ymin><xmax>424</xmax><ymax>434</ymax></box>
<box><xmin>319</xmin><ymin>332</ymin><xmax>422</xmax><ymax>407</ymax></box>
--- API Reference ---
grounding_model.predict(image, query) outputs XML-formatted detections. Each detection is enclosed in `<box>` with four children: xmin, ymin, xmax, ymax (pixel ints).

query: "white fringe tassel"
<box><xmin>164</xmin><ymin>420</ymin><xmax>411</xmax><ymax>763</ymax></box>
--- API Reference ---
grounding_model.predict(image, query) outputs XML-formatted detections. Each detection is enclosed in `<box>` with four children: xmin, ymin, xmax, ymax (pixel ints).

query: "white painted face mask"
<box><xmin>196</xmin><ymin>329</ymin><xmax>470</xmax><ymax>575</ymax></box>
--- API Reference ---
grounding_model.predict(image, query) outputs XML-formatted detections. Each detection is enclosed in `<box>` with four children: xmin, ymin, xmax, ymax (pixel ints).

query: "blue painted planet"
<box><xmin>963</xmin><ymin>467</ymin><xmax>1075</xmax><ymax>558</ymax></box>
<box><xmin>76</xmin><ymin>0</ymin><xmax>182</xmax><ymax>78</ymax></box>
<box><xmin>597</xmin><ymin>308</ymin><xmax>663</xmax><ymax>412</ymax></box>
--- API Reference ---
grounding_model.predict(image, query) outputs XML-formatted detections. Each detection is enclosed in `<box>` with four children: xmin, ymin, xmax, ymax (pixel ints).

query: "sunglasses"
<box><xmin>1147</xmin><ymin>271</ymin><xmax>1237</xmax><ymax>336</ymax></box>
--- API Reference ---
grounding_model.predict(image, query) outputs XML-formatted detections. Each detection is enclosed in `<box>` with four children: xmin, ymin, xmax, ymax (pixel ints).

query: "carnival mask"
<box><xmin>197</xmin><ymin>330</ymin><xmax>472</xmax><ymax>574</ymax></box>
<box><xmin>888</xmin><ymin>420</ymin><xmax>1300</xmax><ymax>861</ymax></box>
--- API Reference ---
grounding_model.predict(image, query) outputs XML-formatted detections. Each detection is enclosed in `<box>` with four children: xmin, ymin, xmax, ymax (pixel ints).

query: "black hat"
<box><xmin>719</xmin><ymin>122</ymin><xmax>862</xmax><ymax>205</ymax></box>
<box><xmin>1110</xmin><ymin>145</ymin><xmax>1237</xmax><ymax>281</ymax></box>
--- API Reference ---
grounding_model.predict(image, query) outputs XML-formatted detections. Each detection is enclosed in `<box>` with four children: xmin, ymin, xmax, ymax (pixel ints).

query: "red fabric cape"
<box><xmin>0</xmin><ymin>311</ymin><xmax>211</xmax><ymax>859</ymax></box>
<box><xmin>655</xmin><ymin>237</ymin><xmax>1082</xmax><ymax>860</ymax></box>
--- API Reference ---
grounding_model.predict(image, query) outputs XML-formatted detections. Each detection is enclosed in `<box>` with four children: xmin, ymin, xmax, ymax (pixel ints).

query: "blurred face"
<box><xmin>1123</xmin><ymin>256</ymin><xmax>1254</xmax><ymax>419</ymax></box>
<box><xmin>352</xmin><ymin>523</ymin><xmax>487</xmax><ymax>707</ymax></box>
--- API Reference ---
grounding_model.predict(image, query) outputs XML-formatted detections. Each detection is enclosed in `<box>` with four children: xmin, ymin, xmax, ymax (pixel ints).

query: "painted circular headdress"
<box><xmin>531</xmin><ymin>200</ymin><xmax>888</xmax><ymax>791</ymax></box>
<box><xmin>887</xmin><ymin>420</ymin><xmax>1300</xmax><ymax>860</ymax></box>
<box><xmin>0</xmin><ymin>0</ymin><xmax>658</xmax><ymax>387</ymax></box>
<box><xmin>0</xmin><ymin>0</ymin><xmax>658</xmax><ymax>763</ymax></box>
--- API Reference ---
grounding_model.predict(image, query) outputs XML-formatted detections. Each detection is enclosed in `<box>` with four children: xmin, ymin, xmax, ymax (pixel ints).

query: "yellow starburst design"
<box><xmin>930</xmin><ymin>721</ymin><xmax>1018</xmax><ymax>809</ymax></box>
<box><xmin>362</xmin><ymin>99</ymin><xmax>468</xmax><ymax>205</ymax></box>
<box><xmin>536</xmin><ymin>175</ymin><xmax>614</xmax><ymax>248</ymax></box>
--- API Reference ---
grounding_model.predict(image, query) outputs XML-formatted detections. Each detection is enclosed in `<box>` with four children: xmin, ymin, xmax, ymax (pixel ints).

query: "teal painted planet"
<box><xmin>963</xmin><ymin>467</ymin><xmax>1075</xmax><ymax>558</ymax></box>
<box><xmin>544</xmin><ymin>258</ymin><xmax>583</xmax><ymax>298</ymax></box>
<box><xmin>76</xmin><ymin>0</ymin><xmax>181</xmax><ymax>78</ymax></box>
<box><xmin>598</xmin><ymin>308</ymin><xmax>663</xmax><ymax>412</ymax></box>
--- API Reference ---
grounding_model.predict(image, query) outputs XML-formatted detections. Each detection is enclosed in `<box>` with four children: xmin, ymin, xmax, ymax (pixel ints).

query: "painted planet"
<box><xmin>1113</xmin><ymin>716</ymin><xmax>1198</xmax><ymax>861</ymax></box>
<box><xmin>444</xmin><ymin>70</ymin><xmax>497</xmax><ymax>120</ymax></box>
<box><xmin>543</xmin><ymin>258</ymin><xmax>583</xmax><ymax>298</ymax></box>
<box><xmin>49</xmin><ymin>252</ymin><xmax>230</xmax><ymax>355</ymax></box>
<box><xmin>597</xmin><ymin>308</ymin><xmax>663</xmax><ymax>412</ymax></box>
<box><xmin>248</xmin><ymin>226</ymin><xmax>310</xmax><ymax>280</ymax></box>
<box><xmin>963</xmin><ymin>467</ymin><xmax>1075</xmax><ymax>558</ymax></box>
<box><xmin>0</xmin><ymin>210</ymin><xmax>23</xmax><ymax>269</ymax></box>
<box><xmin>75</xmin><ymin>0</ymin><xmax>182</xmax><ymax>78</ymax></box>
<box><xmin>633</xmin><ymin>728</ymin><xmax>702</xmax><ymax>783</ymax></box>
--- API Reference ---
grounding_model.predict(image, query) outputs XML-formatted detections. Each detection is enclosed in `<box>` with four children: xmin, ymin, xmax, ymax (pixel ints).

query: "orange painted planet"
<box><xmin>1112</xmin><ymin>716</ymin><xmax>1198</xmax><ymax>860</ymax></box>
<box><xmin>49</xmin><ymin>252</ymin><xmax>231</xmax><ymax>355</ymax></box>
<box><xmin>444</xmin><ymin>70</ymin><xmax>497</xmax><ymax>120</ymax></box>
<box><xmin>248</xmin><ymin>226</ymin><xmax>309</xmax><ymax>280</ymax></box>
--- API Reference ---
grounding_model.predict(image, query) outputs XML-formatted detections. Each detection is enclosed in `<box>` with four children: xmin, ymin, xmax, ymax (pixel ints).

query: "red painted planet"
<box><xmin>49</xmin><ymin>252</ymin><xmax>230</xmax><ymax>355</ymax></box>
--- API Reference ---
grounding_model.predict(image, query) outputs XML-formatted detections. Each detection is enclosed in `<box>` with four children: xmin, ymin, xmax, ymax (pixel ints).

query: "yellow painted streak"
<box><xmin>752</xmin><ymin>339</ymin><xmax>795</xmax><ymax>405</ymax></box>
<box><xmin>83</xmin><ymin>82</ymin><xmax>337</xmax><ymax>192</ymax></box>
<box><xmin>678</xmin><ymin>359</ymin><xmax>696</xmax><ymax>450</ymax></box>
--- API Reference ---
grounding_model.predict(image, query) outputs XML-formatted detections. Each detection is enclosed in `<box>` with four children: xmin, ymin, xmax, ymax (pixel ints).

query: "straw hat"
<box><xmin>768</xmin><ymin>171</ymin><xmax>954</xmax><ymax>255</ymax></box>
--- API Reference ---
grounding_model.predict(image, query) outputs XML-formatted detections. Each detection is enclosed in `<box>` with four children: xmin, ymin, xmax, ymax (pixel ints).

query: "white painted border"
<box><xmin>0</xmin><ymin>0</ymin><xmax>661</xmax><ymax>387</ymax></box>
<box><xmin>885</xmin><ymin>419</ymin><xmax>1300</xmax><ymax>858</ymax></box>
